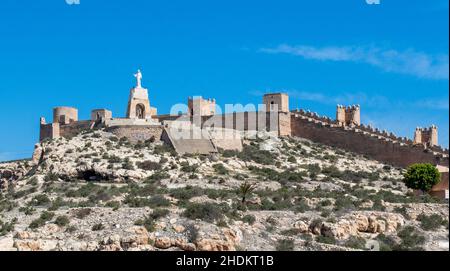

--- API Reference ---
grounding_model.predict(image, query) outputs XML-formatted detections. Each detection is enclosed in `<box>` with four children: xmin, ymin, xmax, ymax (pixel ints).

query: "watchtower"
<box><xmin>336</xmin><ymin>105</ymin><xmax>360</xmax><ymax>127</ymax></box>
<box><xmin>263</xmin><ymin>93</ymin><xmax>289</xmax><ymax>112</ymax></box>
<box><xmin>53</xmin><ymin>107</ymin><xmax>78</xmax><ymax>124</ymax></box>
<box><xmin>414</xmin><ymin>125</ymin><xmax>438</xmax><ymax>146</ymax></box>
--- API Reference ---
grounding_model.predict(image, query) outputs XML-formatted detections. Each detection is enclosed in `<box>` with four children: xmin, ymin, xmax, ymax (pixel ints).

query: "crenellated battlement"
<box><xmin>291</xmin><ymin>108</ymin><xmax>448</xmax><ymax>157</ymax></box>
<box><xmin>414</xmin><ymin>125</ymin><xmax>438</xmax><ymax>146</ymax></box>
<box><xmin>336</xmin><ymin>104</ymin><xmax>361</xmax><ymax>127</ymax></box>
<box><xmin>290</xmin><ymin>110</ymin><xmax>448</xmax><ymax>168</ymax></box>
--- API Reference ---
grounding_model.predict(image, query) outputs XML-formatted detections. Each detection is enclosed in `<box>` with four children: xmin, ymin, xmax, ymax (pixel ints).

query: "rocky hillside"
<box><xmin>0</xmin><ymin>129</ymin><xmax>448</xmax><ymax>251</ymax></box>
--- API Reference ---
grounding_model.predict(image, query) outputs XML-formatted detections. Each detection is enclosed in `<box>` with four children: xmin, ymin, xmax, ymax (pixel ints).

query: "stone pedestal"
<box><xmin>127</xmin><ymin>87</ymin><xmax>152</xmax><ymax>120</ymax></box>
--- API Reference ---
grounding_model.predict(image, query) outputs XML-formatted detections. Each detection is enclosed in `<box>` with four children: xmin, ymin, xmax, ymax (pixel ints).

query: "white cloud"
<box><xmin>414</xmin><ymin>99</ymin><xmax>449</xmax><ymax>110</ymax></box>
<box><xmin>260</xmin><ymin>44</ymin><xmax>449</xmax><ymax>80</ymax></box>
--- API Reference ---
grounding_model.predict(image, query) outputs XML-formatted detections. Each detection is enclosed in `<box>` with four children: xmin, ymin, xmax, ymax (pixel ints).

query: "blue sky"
<box><xmin>0</xmin><ymin>0</ymin><xmax>448</xmax><ymax>161</ymax></box>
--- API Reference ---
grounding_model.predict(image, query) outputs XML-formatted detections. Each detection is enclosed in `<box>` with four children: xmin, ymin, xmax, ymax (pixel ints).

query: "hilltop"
<box><xmin>0</xmin><ymin>130</ymin><xmax>448</xmax><ymax>251</ymax></box>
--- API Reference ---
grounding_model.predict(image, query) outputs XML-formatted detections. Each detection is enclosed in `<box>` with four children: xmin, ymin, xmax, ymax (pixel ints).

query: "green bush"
<box><xmin>242</xmin><ymin>215</ymin><xmax>256</xmax><ymax>225</ymax></box>
<box><xmin>403</xmin><ymin>163</ymin><xmax>441</xmax><ymax>192</ymax></box>
<box><xmin>220</xmin><ymin>149</ymin><xmax>238</xmax><ymax>158</ymax></box>
<box><xmin>183</xmin><ymin>203</ymin><xmax>224</xmax><ymax>223</ymax></box>
<box><xmin>48</xmin><ymin>197</ymin><xmax>69</xmax><ymax>211</ymax></box>
<box><xmin>105</xmin><ymin>201</ymin><xmax>121</xmax><ymax>210</ymax></box>
<box><xmin>134</xmin><ymin>208</ymin><xmax>169</xmax><ymax>232</ymax></box>
<box><xmin>213</xmin><ymin>163</ymin><xmax>229</xmax><ymax>175</ymax></box>
<box><xmin>148</xmin><ymin>195</ymin><xmax>171</xmax><ymax>207</ymax></box>
<box><xmin>55</xmin><ymin>215</ymin><xmax>70</xmax><ymax>227</ymax></box>
<box><xmin>19</xmin><ymin>206</ymin><xmax>36</xmax><ymax>215</ymax></box>
<box><xmin>180</xmin><ymin>162</ymin><xmax>199</xmax><ymax>173</ymax></box>
<box><xmin>134</xmin><ymin>216</ymin><xmax>156</xmax><ymax>232</ymax></box>
<box><xmin>294</xmin><ymin>199</ymin><xmax>310</xmax><ymax>213</ymax></box>
<box><xmin>44</xmin><ymin>173</ymin><xmax>59</xmax><ymax>182</ymax></box>
<box><xmin>185</xmin><ymin>223</ymin><xmax>199</xmax><ymax>242</ymax></box>
<box><xmin>396</xmin><ymin>226</ymin><xmax>425</xmax><ymax>251</ymax></box>
<box><xmin>66</xmin><ymin>225</ymin><xmax>77</xmax><ymax>233</ymax></box>
<box><xmin>376</xmin><ymin>234</ymin><xmax>396</xmax><ymax>251</ymax></box>
<box><xmin>13</xmin><ymin>187</ymin><xmax>37</xmax><ymax>199</ymax></box>
<box><xmin>151</xmin><ymin>208</ymin><xmax>170</xmax><ymax>220</ymax></box>
<box><xmin>280</xmin><ymin>228</ymin><xmax>302</xmax><ymax>236</ymax></box>
<box><xmin>122</xmin><ymin>159</ymin><xmax>135</xmax><ymax>170</ymax></box>
<box><xmin>29</xmin><ymin>211</ymin><xmax>55</xmax><ymax>229</ymax></box>
<box><xmin>344</xmin><ymin>236</ymin><xmax>367</xmax><ymax>250</ymax></box>
<box><xmin>287</xmin><ymin>156</ymin><xmax>297</xmax><ymax>163</ymax></box>
<box><xmin>169</xmin><ymin>186</ymin><xmax>203</xmax><ymax>201</ymax></box>
<box><xmin>238</xmin><ymin>145</ymin><xmax>275</xmax><ymax>165</ymax></box>
<box><xmin>29</xmin><ymin>194</ymin><xmax>51</xmax><ymax>206</ymax></box>
<box><xmin>154</xmin><ymin>145</ymin><xmax>176</xmax><ymax>156</ymax></box>
<box><xmin>29</xmin><ymin>219</ymin><xmax>45</xmax><ymax>229</ymax></box>
<box><xmin>74</xmin><ymin>208</ymin><xmax>92</xmax><ymax>219</ymax></box>
<box><xmin>333</xmin><ymin>196</ymin><xmax>356</xmax><ymax>212</ymax></box>
<box><xmin>0</xmin><ymin>219</ymin><xmax>16</xmax><ymax>236</ymax></box>
<box><xmin>108</xmin><ymin>155</ymin><xmax>122</xmax><ymax>164</ymax></box>
<box><xmin>92</xmin><ymin>223</ymin><xmax>105</xmax><ymax>231</ymax></box>
<box><xmin>316</xmin><ymin>235</ymin><xmax>336</xmax><ymax>245</ymax></box>
<box><xmin>124</xmin><ymin>194</ymin><xmax>170</xmax><ymax>208</ymax></box>
<box><xmin>417</xmin><ymin>214</ymin><xmax>447</xmax><ymax>231</ymax></box>
<box><xmin>276</xmin><ymin>239</ymin><xmax>295</xmax><ymax>251</ymax></box>
<box><xmin>146</xmin><ymin>171</ymin><xmax>170</xmax><ymax>182</ymax></box>
<box><xmin>137</xmin><ymin>160</ymin><xmax>162</xmax><ymax>171</ymax></box>
<box><xmin>40</xmin><ymin>211</ymin><xmax>55</xmax><ymax>221</ymax></box>
<box><xmin>321</xmin><ymin>166</ymin><xmax>342</xmax><ymax>178</ymax></box>
<box><xmin>71</xmin><ymin>183</ymin><xmax>101</xmax><ymax>198</ymax></box>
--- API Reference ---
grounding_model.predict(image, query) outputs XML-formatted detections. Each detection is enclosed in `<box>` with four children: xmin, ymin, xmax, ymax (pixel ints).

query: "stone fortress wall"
<box><xmin>38</xmin><ymin>71</ymin><xmax>449</xmax><ymax>171</ymax></box>
<box><xmin>290</xmin><ymin>109</ymin><xmax>449</xmax><ymax>168</ymax></box>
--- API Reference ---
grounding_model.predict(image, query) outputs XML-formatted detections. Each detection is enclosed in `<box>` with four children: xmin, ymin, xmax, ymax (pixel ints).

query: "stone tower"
<box><xmin>263</xmin><ymin>93</ymin><xmax>289</xmax><ymax>112</ymax></box>
<box><xmin>53</xmin><ymin>107</ymin><xmax>78</xmax><ymax>124</ymax></box>
<box><xmin>126</xmin><ymin>70</ymin><xmax>153</xmax><ymax>120</ymax></box>
<box><xmin>414</xmin><ymin>125</ymin><xmax>438</xmax><ymax>146</ymax></box>
<box><xmin>336</xmin><ymin>105</ymin><xmax>360</xmax><ymax>127</ymax></box>
<box><xmin>188</xmin><ymin>96</ymin><xmax>216</xmax><ymax>116</ymax></box>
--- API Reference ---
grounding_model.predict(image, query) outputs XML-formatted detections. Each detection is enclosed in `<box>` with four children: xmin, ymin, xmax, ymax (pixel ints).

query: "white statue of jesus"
<box><xmin>134</xmin><ymin>69</ymin><xmax>143</xmax><ymax>88</ymax></box>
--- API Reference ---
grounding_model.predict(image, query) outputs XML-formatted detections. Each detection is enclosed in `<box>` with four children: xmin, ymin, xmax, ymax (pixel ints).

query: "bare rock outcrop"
<box><xmin>317</xmin><ymin>212</ymin><xmax>405</xmax><ymax>239</ymax></box>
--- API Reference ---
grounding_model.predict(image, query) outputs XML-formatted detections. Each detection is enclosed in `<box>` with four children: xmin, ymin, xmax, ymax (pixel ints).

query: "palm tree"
<box><xmin>239</xmin><ymin>182</ymin><xmax>256</xmax><ymax>204</ymax></box>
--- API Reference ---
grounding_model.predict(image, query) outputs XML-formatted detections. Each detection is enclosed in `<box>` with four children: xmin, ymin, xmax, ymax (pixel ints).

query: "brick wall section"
<box><xmin>291</xmin><ymin>115</ymin><xmax>449</xmax><ymax>168</ymax></box>
<box><xmin>105</xmin><ymin>125</ymin><xmax>164</xmax><ymax>143</ymax></box>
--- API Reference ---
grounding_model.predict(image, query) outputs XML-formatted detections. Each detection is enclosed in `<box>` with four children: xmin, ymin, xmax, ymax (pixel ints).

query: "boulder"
<box><xmin>154</xmin><ymin>236</ymin><xmax>172</xmax><ymax>249</ymax></box>
<box><xmin>14</xmin><ymin>240</ymin><xmax>42</xmax><ymax>251</ymax></box>
<box><xmin>121</xmin><ymin>226</ymin><xmax>149</xmax><ymax>249</ymax></box>
<box><xmin>293</xmin><ymin>221</ymin><xmax>309</xmax><ymax>233</ymax></box>
<box><xmin>195</xmin><ymin>238</ymin><xmax>236</xmax><ymax>251</ymax></box>
<box><xmin>99</xmin><ymin>234</ymin><xmax>123</xmax><ymax>251</ymax></box>
<box><xmin>315</xmin><ymin>212</ymin><xmax>406</xmax><ymax>240</ymax></box>
<box><xmin>15</xmin><ymin>231</ymin><xmax>33</xmax><ymax>240</ymax></box>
